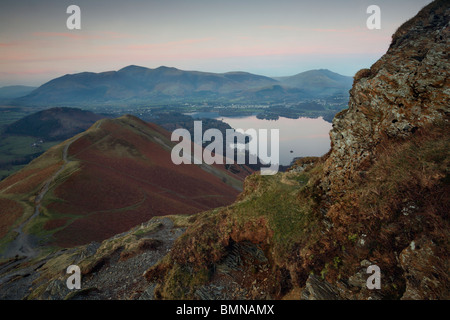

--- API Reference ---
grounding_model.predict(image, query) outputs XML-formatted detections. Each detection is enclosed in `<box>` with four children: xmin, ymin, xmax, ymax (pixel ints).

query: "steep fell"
<box><xmin>0</xmin><ymin>115</ymin><xmax>248</xmax><ymax>254</ymax></box>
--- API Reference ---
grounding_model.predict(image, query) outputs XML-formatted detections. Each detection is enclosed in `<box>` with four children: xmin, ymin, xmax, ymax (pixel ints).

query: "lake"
<box><xmin>186</xmin><ymin>113</ymin><xmax>332</xmax><ymax>166</ymax></box>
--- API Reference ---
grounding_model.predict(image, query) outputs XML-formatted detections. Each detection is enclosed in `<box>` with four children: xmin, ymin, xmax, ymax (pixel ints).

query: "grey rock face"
<box><xmin>301</xmin><ymin>275</ymin><xmax>342</xmax><ymax>300</ymax></box>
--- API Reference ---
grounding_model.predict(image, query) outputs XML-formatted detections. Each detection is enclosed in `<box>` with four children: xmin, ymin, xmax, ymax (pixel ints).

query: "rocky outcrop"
<box><xmin>322</xmin><ymin>0</ymin><xmax>449</xmax><ymax>193</ymax></box>
<box><xmin>0</xmin><ymin>217</ymin><xmax>187</xmax><ymax>300</ymax></box>
<box><xmin>313</xmin><ymin>0</ymin><xmax>450</xmax><ymax>301</ymax></box>
<box><xmin>399</xmin><ymin>237</ymin><xmax>449</xmax><ymax>300</ymax></box>
<box><xmin>301</xmin><ymin>275</ymin><xmax>342</xmax><ymax>300</ymax></box>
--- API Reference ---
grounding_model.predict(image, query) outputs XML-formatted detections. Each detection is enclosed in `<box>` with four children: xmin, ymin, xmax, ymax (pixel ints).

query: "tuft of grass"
<box><xmin>157</xmin><ymin>263</ymin><xmax>210</xmax><ymax>299</ymax></box>
<box><xmin>232</xmin><ymin>174</ymin><xmax>317</xmax><ymax>258</ymax></box>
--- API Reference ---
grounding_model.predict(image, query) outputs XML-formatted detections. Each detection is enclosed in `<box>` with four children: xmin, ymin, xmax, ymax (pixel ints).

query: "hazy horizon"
<box><xmin>0</xmin><ymin>0</ymin><xmax>433</xmax><ymax>87</ymax></box>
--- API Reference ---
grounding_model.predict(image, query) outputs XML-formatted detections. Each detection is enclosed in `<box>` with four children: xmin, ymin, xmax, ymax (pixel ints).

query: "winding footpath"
<box><xmin>1</xmin><ymin>120</ymin><xmax>103</xmax><ymax>260</ymax></box>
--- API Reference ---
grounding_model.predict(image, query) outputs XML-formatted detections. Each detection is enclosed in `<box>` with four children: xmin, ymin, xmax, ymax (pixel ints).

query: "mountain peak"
<box><xmin>118</xmin><ymin>65</ymin><xmax>179</xmax><ymax>73</ymax></box>
<box><xmin>118</xmin><ymin>65</ymin><xmax>149</xmax><ymax>73</ymax></box>
<box><xmin>154</xmin><ymin>65</ymin><xmax>178</xmax><ymax>71</ymax></box>
<box><xmin>276</xmin><ymin>68</ymin><xmax>353</xmax><ymax>92</ymax></box>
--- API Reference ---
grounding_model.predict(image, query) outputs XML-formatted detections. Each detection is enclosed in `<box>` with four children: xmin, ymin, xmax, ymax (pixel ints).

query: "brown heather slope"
<box><xmin>0</xmin><ymin>115</ymin><xmax>249</xmax><ymax>252</ymax></box>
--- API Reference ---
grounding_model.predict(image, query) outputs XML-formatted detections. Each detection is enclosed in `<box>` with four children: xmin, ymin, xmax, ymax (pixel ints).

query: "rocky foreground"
<box><xmin>0</xmin><ymin>0</ymin><xmax>449</xmax><ymax>300</ymax></box>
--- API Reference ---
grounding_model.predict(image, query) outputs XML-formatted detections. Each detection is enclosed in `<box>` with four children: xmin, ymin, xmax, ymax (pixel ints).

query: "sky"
<box><xmin>0</xmin><ymin>0</ymin><xmax>433</xmax><ymax>87</ymax></box>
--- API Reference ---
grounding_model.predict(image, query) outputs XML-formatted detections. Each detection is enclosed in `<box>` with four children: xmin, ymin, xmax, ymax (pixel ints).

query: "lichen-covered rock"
<box><xmin>399</xmin><ymin>237</ymin><xmax>449</xmax><ymax>300</ymax></box>
<box><xmin>301</xmin><ymin>275</ymin><xmax>342</xmax><ymax>300</ymax></box>
<box><xmin>322</xmin><ymin>0</ymin><xmax>449</xmax><ymax>193</ymax></box>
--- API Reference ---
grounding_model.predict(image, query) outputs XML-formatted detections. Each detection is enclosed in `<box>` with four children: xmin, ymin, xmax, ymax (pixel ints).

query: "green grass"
<box><xmin>233</xmin><ymin>174</ymin><xmax>316</xmax><ymax>256</ymax></box>
<box><xmin>160</xmin><ymin>263</ymin><xmax>210</xmax><ymax>299</ymax></box>
<box><xmin>0</xmin><ymin>136</ymin><xmax>42</xmax><ymax>158</ymax></box>
<box><xmin>0</xmin><ymin>107</ymin><xmax>36</xmax><ymax>130</ymax></box>
<box><xmin>0</xmin><ymin>141</ymin><xmax>67</xmax><ymax>252</ymax></box>
<box><xmin>293</xmin><ymin>173</ymin><xmax>309</xmax><ymax>186</ymax></box>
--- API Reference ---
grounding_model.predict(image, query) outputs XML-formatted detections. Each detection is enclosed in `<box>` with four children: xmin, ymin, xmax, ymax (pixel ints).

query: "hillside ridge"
<box><xmin>0</xmin><ymin>115</ymin><xmax>249</xmax><ymax>258</ymax></box>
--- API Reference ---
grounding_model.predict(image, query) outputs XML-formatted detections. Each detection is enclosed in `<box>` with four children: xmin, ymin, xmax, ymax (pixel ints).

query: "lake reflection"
<box><xmin>187</xmin><ymin>113</ymin><xmax>332</xmax><ymax>166</ymax></box>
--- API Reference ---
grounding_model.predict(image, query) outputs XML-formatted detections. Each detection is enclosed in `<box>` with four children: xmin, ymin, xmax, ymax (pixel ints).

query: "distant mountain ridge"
<box><xmin>275</xmin><ymin>69</ymin><xmax>354</xmax><ymax>97</ymax></box>
<box><xmin>12</xmin><ymin>66</ymin><xmax>353</xmax><ymax>107</ymax></box>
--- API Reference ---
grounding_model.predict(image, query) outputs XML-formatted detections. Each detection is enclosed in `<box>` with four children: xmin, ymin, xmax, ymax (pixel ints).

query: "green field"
<box><xmin>0</xmin><ymin>135</ymin><xmax>61</xmax><ymax>180</ymax></box>
<box><xmin>0</xmin><ymin>106</ymin><xmax>60</xmax><ymax>180</ymax></box>
<box><xmin>0</xmin><ymin>106</ymin><xmax>40</xmax><ymax>129</ymax></box>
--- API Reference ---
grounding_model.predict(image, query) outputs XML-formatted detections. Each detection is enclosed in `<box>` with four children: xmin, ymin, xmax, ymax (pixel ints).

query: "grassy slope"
<box><xmin>0</xmin><ymin>107</ymin><xmax>101</xmax><ymax>180</ymax></box>
<box><xmin>0</xmin><ymin>135</ymin><xmax>61</xmax><ymax>180</ymax></box>
<box><xmin>0</xmin><ymin>139</ymin><xmax>65</xmax><ymax>251</ymax></box>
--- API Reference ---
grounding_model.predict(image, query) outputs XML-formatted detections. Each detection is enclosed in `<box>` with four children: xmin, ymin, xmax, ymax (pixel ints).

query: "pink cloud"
<box><xmin>0</xmin><ymin>52</ymin><xmax>33</xmax><ymax>61</ymax></box>
<box><xmin>128</xmin><ymin>37</ymin><xmax>216</xmax><ymax>50</ymax></box>
<box><xmin>99</xmin><ymin>31</ymin><xmax>133</xmax><ymax>39</ymax></box>
<box><xmin>313</xmin><ymin>27</ymin><xmax>360</xmax><ymax>33</ymax></box>
<box><xmin>31</xmin><ymin>31</ymin><xmax>132</xmax><ymax>40</ymax></box>
<box><xmin>32</xmin><ymin>32</ymin><xmax>100</xmax><ymax>40</ymax></box>
<box><xmin>0</xmin><ymin>43</ymin><xmax>16</xmax><ymax>47</ymax></box>
<box><xmin>0</xmin><ymin>68</ymin><xmax>70</xmax><ymax>76</ymax></box>
<box><xmin>259</xmin><ymin>25</ymin><xmax>305</xmax><ymax>31</ymax></box>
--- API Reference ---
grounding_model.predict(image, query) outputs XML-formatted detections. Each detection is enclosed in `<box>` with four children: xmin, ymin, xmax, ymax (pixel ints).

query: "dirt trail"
<box><xmin>1</xmin><ymin>121</ymin><xmax>103</xmax><ymax>260</ymax></box>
